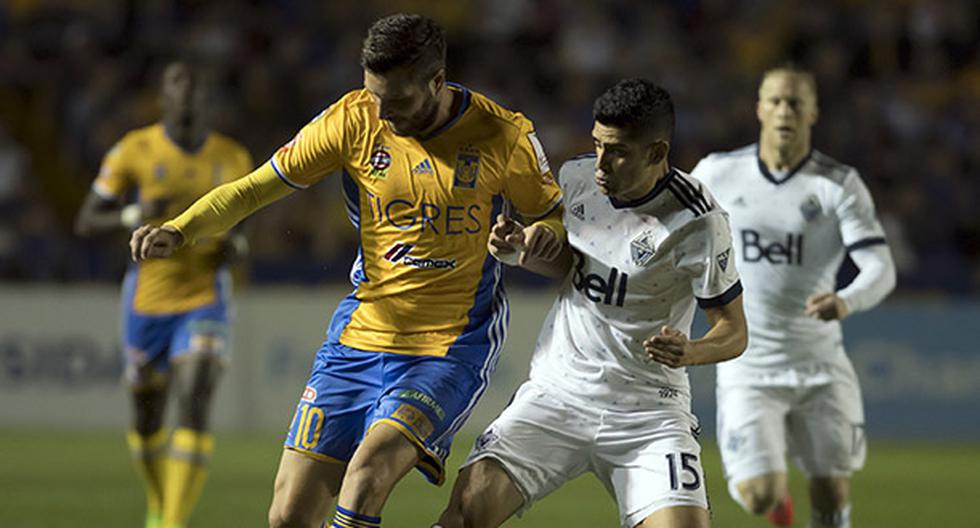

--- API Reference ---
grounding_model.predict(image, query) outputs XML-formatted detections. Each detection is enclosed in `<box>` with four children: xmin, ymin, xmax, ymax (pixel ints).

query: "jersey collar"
<box><xmin>756</xmin><ymin>144</ymin><xmax>812</xmax><ymax>185</ymax></box>
<box><xmin>419</xmin><ymin>82</ymin><xmax>472</xmax><ymax>141</ymax></box>
<box><xmin>609</xmin><ymin>168</ymin><xmax>677</xmax><ymax>209</ymax></box>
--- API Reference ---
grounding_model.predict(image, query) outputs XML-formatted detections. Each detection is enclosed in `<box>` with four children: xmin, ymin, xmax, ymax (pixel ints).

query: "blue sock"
<box><xmin>330</xmin><ymin>505</ymin><xmax>381</xmax><ymax>528</ymax></box>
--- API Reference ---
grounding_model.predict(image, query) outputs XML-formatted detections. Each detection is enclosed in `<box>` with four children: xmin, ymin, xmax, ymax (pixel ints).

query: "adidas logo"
<box><xmin>571</xmin><ymin>202</ymin><xmax>585</xmax><ymax>220</ymax></box>
<box><xmin>412</xmin><ymin>159</ymin><xmax>434</xmax><ymax>175</ymax></box>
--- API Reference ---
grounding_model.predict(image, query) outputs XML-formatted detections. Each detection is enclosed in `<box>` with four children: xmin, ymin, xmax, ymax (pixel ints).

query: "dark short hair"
<box><xmin>593</xmin><ymin>78</ymin><xmax>674</xmax><ymax>142</ymax></box>
<box><xmin>761</xmin><ymin>62</ymin><xmax>818</xmax><ymax>100</ymax></box>
<box><xmin>360</xmin><ymin>14</ymin><xmax>446</xmax><ymax>81</ymax></box>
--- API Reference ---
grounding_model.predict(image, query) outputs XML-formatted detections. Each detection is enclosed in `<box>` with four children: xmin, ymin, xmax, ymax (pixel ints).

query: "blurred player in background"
<box><xmin>129</xmin><ymin>14</ymin><xmax>564</xmax><ymax>528</ymax></box>
<box><xmin>75</xmin><ymin>61</ymin><xmax>253</xmax><ymax>528</ymax></box>
<box><xmin>436</xmin><ymin>79</ymin><xmax>747</xmax><ymax>528</ymax></box>
<box><xmin>691</xmin><ymin>65</ymin><xmax>896</xmax><ymax>528</ymax></box>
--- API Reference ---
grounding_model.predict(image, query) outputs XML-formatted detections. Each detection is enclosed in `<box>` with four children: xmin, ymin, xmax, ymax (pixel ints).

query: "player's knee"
<box><xmin>736</xmin><ymin>475</ymin><xmax>785</xmax><ymax>515</ymax></box>
<box><xmin>268</xmin><ymin>499</ymin><xmax>318</xmax><ymax>528</ymax></box>
<box><xmin>810</xmin><ymin>477</ymin><xmax>849</xmax><ymax>511</ymax></box>
<box><xmin>739</xmin><ymin>484</ymin><xmax>781</xmax><ymax>514</ymax></box>
<box><xmin>343</xmin><ymin>457</ymin><xmax>398</xmax><ymax>497</ymax></box>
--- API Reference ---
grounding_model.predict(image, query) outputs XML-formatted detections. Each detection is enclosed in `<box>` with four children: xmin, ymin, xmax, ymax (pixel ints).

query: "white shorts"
<box><xmin>716</xmin><ymin>374</ymin><xmax>866</xmax><ymax>486</ymax></box>
<box><xmin>463</xmin><ymin>382</ymin><xmax>709</xmax><ymax>528</ymax></box>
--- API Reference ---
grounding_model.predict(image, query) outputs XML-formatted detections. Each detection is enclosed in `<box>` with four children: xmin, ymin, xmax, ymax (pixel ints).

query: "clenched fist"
<box><xmin>130</xmin><ymin>224</ymin><xmax>184</xmax><ymax>262</ymax></box>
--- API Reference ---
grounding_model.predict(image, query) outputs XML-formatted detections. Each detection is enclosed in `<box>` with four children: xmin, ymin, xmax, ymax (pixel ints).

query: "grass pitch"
<box><xmin>0</xmin><ymin>429</ymin><xmax>976</xmax><ymax>527</ymax></box>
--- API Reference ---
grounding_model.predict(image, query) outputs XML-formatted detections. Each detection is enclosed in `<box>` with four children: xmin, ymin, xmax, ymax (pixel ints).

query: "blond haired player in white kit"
<box><xmin>691</xmin><ymin>65</ymin><xmax>896</xmax><ymax>528</ymax></box>
<box><xmin>434</xmin><ymin>79</ymin><xmax>748</xmax><ymax>528</ymax></box>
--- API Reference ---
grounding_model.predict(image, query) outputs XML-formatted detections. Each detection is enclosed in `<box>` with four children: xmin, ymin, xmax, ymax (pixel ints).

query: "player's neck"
<box><xmin>618</xmin><ymin>163</ymin><xmax>669</xmax><ymax>202</ymax></box>
<box><xmin>759</xmin><ymin>139</ymin><xmax>809</xmax><ymax>172</ymax></box>
<box><xmin>416</xmin><ymin>87</ymin><xmax>458</xmax><ymax>139</ymax></box>
<box><xmin>163</xmin><ymin>121</ymin><xmax>208</xmax><ymax>153</ymax></box>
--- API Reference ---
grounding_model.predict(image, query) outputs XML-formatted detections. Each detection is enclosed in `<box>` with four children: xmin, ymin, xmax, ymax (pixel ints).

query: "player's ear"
<box><xmin>648</xmin><ymin>141</ymin><xmax>669</xmax><ymax>165</ymax></box>
<box><xmin>430</xmin><ymin>68</ymin><xmax>446</xmax><ymax>94</ymax></box>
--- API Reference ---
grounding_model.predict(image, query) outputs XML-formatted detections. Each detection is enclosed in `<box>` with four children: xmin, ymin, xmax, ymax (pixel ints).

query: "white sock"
<box><xmin>809</xmin><ymin>504</ymin><xmax>851</xmax><ymax>528</ymax></box>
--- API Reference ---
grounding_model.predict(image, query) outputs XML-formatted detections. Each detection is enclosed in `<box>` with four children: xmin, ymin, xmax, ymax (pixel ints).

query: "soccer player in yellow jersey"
<box><xmin>129</xmin><ymin>14</ymin><xmax>565</xmax><ymax>528</ymax></box>
<box><xmin>75</xmin><ymin>61</ymin><xmax>253</xmax><ymax>528</ymax></box>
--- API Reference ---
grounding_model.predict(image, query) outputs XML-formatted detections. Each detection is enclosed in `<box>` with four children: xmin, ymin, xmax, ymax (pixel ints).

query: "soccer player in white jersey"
<box><xmin>435</xmin><ymin>79</ymin><xmax>747</xmax><ymax>528</ymax></box>
<box><xmin>690</xmin><ymin>65</ymin><xmax>897</xmax><ymax>528</ymax></box>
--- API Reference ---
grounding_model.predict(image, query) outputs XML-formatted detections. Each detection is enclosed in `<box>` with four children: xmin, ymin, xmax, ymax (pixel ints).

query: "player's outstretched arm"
<box><xmin>645</xmin><ymin>294</ymin><xmax>747</xmax><ymax>367</ymax></box>
<box><xmin>129</xmin><ymin>162</ymin><xmax>294</xmax><ymax>261</ymax></box>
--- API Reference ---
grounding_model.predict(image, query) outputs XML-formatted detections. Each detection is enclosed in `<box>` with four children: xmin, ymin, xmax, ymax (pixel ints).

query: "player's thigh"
<box><xmin>635</xmin><ymin>505</ymin><xmax>709</xmax><ymax>528</ymax></box>
<box><xmin>788</xmin><ymin>377</ymin><xmax>866</xmax><ymax>478</ymax></box>
<box><xmin>593</xmin><ymin>408</ymin><xmax>709</xmax><ymax>528</ymax></box>
<box><xmin>169</xmin><ymin>302</ymin><xmax>230</xmax><ymax>373</ymax></box>
<box><xmin>440</xmin><ymin>458</ymin><xmax>524</xmax><ymax>528</ymax></box>
<box><xmin>369</xmin><ymin>354</ymin><xmax>509</xmax><ymax>485</ymax></box>
<box><xmin>284</xmin><ymin>343</ymin><xmax>384</xmax><ymax>464</ymax></box>
<box><xmin>716</xmin><ymin>384</ymin><xmax>793</xmax><ymax>483</ymax></box>
<box><xmin>121</xmin><ymin>304</ymin><xmax>174</xmax><ymax>392</ymax></box>
<box><xmin>460</xmin><ymin>382</ymin><xmax>594</xmax><ymax>516</ymax></box>
<box><xmin>270</xmin><ymin>448</ymin><xmax>346</xmax><ymax>525</ymax></box>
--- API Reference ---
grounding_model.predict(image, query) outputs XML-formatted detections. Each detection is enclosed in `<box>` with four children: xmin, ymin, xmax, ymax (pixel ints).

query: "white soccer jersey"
<box><xmin>528</xmin><ymin>155</ymin><xmax>742</xmax><ymax>411</ymax></box>
<box><xmin>691</xmin><ymin>144</ymin><xmax>887</xmax><ymax>386</ymax></box>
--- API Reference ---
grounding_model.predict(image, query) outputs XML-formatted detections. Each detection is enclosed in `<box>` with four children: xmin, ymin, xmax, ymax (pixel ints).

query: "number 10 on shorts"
<box><xmin>666</xmin><ymin>452</ymin><xmax>701</xmax><ymax>490</ymax></box>
<box><xmin>295</xmin><ymin>403</ymin><xmax>324</xmax><ymax>450</ymax></box>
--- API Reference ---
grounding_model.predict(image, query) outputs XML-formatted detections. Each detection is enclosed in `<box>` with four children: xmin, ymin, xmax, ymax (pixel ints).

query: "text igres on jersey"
<box><xmin>365</xmin><ymin>192</ymin><xmax>483</xmax><ymax>235</ymax></box>
<box><xmin>572</xmin><ymin>252</ymin><xmax>628</xmax><ymax>307</ymax></box>
<box><xmin>741</xmin><ymin>229</ymin><xmax>804</xmax><ymax>265</ymax></box>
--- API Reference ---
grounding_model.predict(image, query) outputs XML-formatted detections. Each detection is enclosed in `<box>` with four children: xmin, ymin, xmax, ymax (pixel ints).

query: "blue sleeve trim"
<box><xmin>697</xmin><ymin>280</ymin><xmax>743</xmax><ymax>309</ymax></box>
<box><xmin>846</xmin><ymin>236</ymin><xmax>887</xmax><ymax>252</ymax></box>
<box><xmin>269</xmin><ymin>158</ymin><xmax>307</xmax><ymax>190</ymax></box>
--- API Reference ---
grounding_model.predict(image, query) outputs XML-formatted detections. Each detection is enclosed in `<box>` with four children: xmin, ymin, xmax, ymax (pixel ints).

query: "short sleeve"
<box><xmin>501</xmin><ymin>123</ymin><xmax>562</xmax><ymax>218</ymax></box>
<box><xmin>836</xmin><ymin>169</ymin><xmax>886</xmax><ymax>251</ymax></box>
<box><xmin>269</xmin><ymin>96</ymin><xmax>350</xmax><ymax>189</ymax></box>
<box><xmin>92</xmin><ymin>139</ymin><xmax>134</xmax><ymax>199</ymax></box>
<box><xmin>677</xmin><ymin>213</ymin><xmax>742</xmax><ymax>309</ymax></box>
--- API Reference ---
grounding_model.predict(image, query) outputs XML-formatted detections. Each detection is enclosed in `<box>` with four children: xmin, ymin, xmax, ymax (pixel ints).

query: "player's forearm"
<box><xmin>165</xmin><ymin>162</ymin><xmax>294</xmax><ymax>246</ymax></box>
<box><xmin>520</xmin><ymin>244</ymin><xmax>573</xmax><ymax>279</ymax></box>
<box><xmin>75</xmin><ymin>194</ymin><xmax>128</xmax><ymax>236</ymax></box>
<box><xmin>518</xmin><ymin>205</ymin><xmax>570</xmax><ymax>278</ymax></box>
<box><xmin>838</xmin><ymin>244</ymin><xmax>896</xmax><ymax>314</ymax></box>
<box><xmin>528</xmin><ymin>204</ymin><xmax>566</xmax><ymax>242</ymax></box>
<box><xmin>688</xmin><ymin>297</ymin><xmax>747</xmax><ymax>365</ymax></box>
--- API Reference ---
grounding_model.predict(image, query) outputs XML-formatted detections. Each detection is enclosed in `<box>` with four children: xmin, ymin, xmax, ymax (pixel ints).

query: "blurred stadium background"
<box><xmin>1</xmin><ymin>0</ymin><xmax>978</xmax><ymax>526</ymax></box>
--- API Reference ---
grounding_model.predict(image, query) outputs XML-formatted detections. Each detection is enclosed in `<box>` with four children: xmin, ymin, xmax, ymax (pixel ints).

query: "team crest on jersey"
<box><xmin>570</xmin><ymin>202</ymin><xmax>585</xmax><ymax>221</ymax></box>
<box><xmin>301</xmin><ymin>386</ymin><xmax>317</xmax><ymax>403</ymax></box>
<box><xmin>453</xmin><ymin>147</ymin><xmax>480</xmax><ymax>189</ymax></box>
<box><xmin>474</xmin><ymin>426</ymin><xmax>500</xmax><ymax>453</ymax></box>
<box><xmin>716</xmin><ymin>248</ymin><xmax>731</xmax><ymax>271</ymax></box>
<box><xmin>630</xmin><ymin>231</ymin><xmax>657</xmax><ymax>266</ymax></box>
<box><xmin>369</xmin><ymin>144</ymin><xmax>392</xmax><ymax>179</ymax></box>
<box><xmin>800</xmin><ymin>194</ymin><xmax>821</xmax><ymax>221</ymax></box>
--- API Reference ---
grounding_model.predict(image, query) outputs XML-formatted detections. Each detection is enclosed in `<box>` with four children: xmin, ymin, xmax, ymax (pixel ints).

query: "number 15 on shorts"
<box><xmin>666</xmin><ymin>452</ymin><xmax>702</xmax><ymax>490</ymax></box>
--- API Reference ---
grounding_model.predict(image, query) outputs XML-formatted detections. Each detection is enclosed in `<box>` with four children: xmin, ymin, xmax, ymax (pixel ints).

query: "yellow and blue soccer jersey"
<box><xmin>93</xmin><ymin>123</ymin><xmax>253</xmax><ymax>315</ymax></box>
<box><xmin>269</xmin><ymin>84</ymin><xmax>561</xmax><ymax>363</ymax></box>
